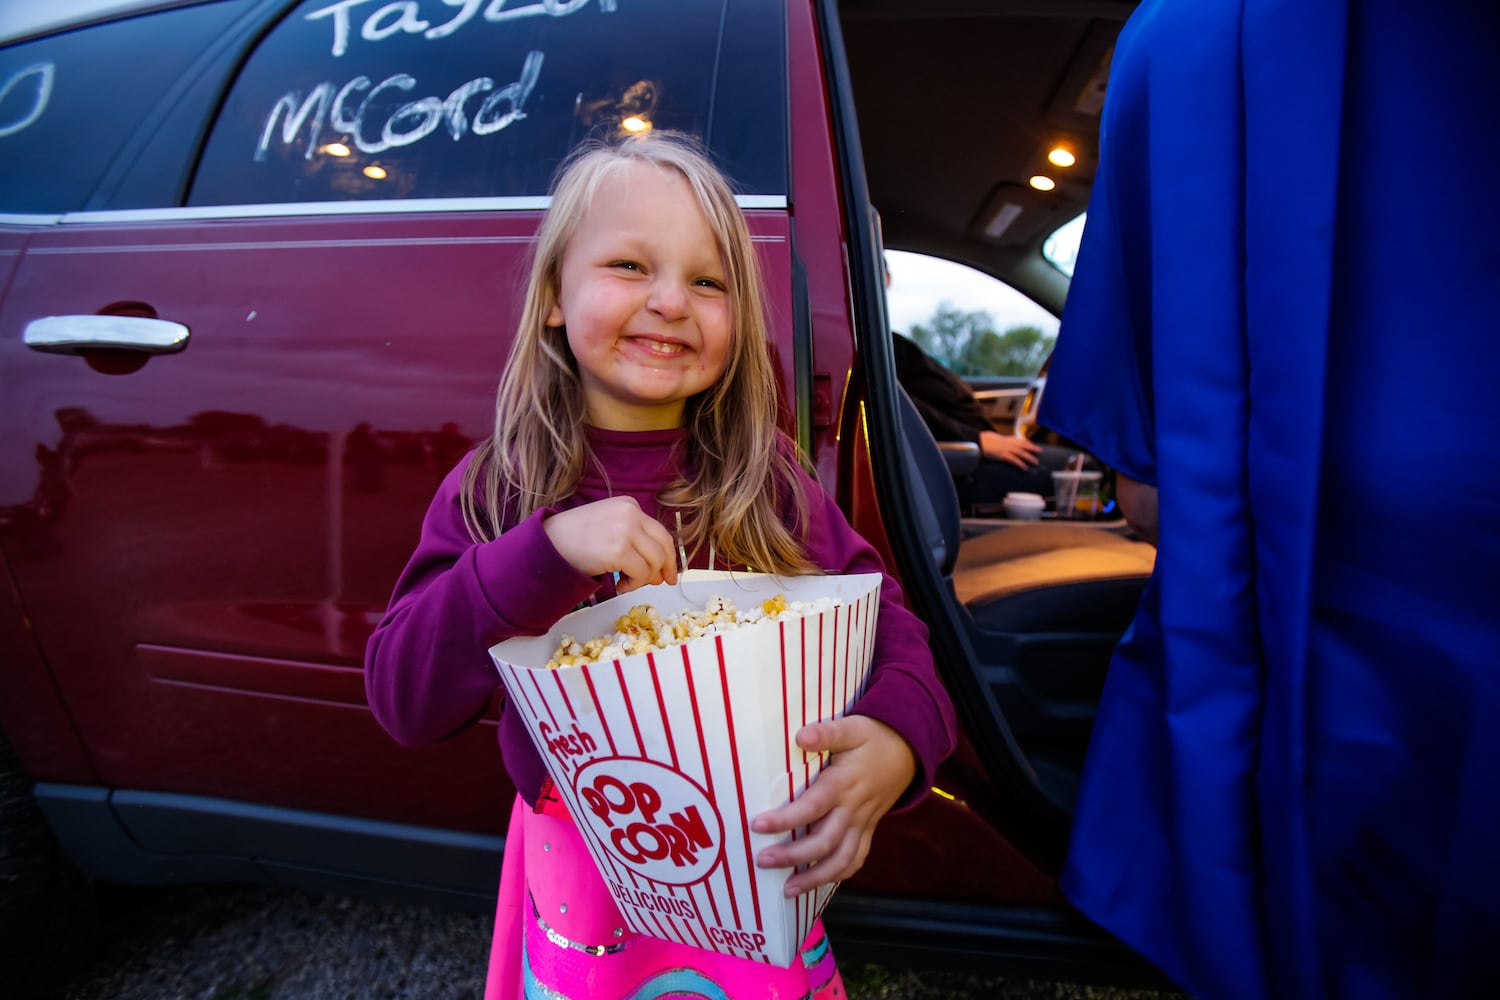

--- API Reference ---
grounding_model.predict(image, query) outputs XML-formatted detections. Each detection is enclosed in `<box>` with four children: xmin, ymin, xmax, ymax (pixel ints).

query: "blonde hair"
<box><xmin>461</xmin><ymin>131</ymin><xmax>817</xmax><ymax>576</ymax></box>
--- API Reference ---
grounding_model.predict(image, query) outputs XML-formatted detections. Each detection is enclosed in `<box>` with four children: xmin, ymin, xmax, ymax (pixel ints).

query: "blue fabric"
<box><xmin>1040</xmin><ymin>2</ymin><xmax>1500</xmax><ymax>998</ymax></box>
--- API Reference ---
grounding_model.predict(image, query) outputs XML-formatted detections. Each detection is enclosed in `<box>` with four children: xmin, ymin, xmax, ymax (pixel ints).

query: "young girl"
<box><xmin>365</xmin><ymin>131</ymin><xmax>956</xmax><ymax>1000</ymax></box>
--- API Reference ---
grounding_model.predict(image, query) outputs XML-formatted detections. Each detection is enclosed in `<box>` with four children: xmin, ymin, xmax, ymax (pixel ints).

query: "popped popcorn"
<box><xmin>545</xmin><ymin>592</ymin><xmax>840</xmax><ymax>669</ymax></box>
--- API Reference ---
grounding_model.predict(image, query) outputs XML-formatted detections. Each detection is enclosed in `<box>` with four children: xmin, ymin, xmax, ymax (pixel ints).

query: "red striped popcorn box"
<box><xmin>489</xmin><ymin>570</ymin><xmax>882</xmax><ymax>968</ymax></box>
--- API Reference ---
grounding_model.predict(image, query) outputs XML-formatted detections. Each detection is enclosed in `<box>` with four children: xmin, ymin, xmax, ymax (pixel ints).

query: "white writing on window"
<box><xmin>255</xmin><ymin>50</ymin><xmax>543</xmax><ymax>159</ymax></box>
<box><xmin>0</xmin><ymin>62</ymin><xmax>54</xmax><ymax>138</ymax></box>
<box><xmin>305</xmin><ymin>0</ymin><xmax>617</xmax><ymax>58</ymax></box>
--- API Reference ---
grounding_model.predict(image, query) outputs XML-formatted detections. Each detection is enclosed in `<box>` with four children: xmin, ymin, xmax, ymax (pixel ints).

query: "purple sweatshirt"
<box><xmin>365</xmin><ymin>425</ymin><xmax>956</xmax><ymax>810</ymax></box>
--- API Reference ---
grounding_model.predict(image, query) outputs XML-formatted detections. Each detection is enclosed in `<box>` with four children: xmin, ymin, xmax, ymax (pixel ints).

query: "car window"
<box><xmin>189</xmin><ymin>0</ymin><xmax>787</xmax><ymax>206</ymax></box>
<box><xmin>885</xmin><ymin>249</ymin><xmax>1058</xmax><ymax>378</ymax></box>
<box><xmin>0</xmin><ymin>1</ymin><xmax>251</xmax><ymax>213</ymax></box>
<box><xmin>1042</xmin><ymin>211</ymin><xmax>1086</xmax><ymax>278</ymax></box>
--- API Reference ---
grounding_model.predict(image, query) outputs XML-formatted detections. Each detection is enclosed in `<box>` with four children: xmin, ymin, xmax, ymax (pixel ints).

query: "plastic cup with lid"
<box><xmin>1051</xmin><ymin>470</ymin><xmax>1104</xmax><ymax>519</ymax></box>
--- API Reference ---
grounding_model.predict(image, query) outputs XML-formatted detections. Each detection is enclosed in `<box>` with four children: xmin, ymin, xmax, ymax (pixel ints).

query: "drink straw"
<box><xmin>1058</xmin><ymin>452</ymin><xmax>1087</xmax><ymax>516</ymax></box>
<box><xmin>1060</xmin><ymin>474</ymin><xmax>1076</xmax><ymax>516</ymax></box>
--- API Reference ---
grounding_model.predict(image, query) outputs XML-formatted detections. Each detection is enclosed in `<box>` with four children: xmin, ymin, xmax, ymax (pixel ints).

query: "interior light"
<box><xmin>363</xmin><ymin>165</ymin><xmax>387</xmax><ymax>180</ymax></box>
<box><xmin>982</xmin><ymin>201</ymin><xmax>1023</xmax><ymax>240</ymax></box>
<box><xmin>1029</xmin><ymin>174</ymin><xmax>1057</xmax><ymax>192</ymax></box>
<box><xmin>1047</xmin><ymin>146</ymin><xmax>1076</xmax><ymax>168</ymax></box>
<box><xmin>621</xmin><ymin>116</ymin><xmax>651</xmax><ymax>133</ymax></box>
<box><xmin>325</xmin><ymin>142</ymin><xmax>351</xmax><ymax>157</ymax></box>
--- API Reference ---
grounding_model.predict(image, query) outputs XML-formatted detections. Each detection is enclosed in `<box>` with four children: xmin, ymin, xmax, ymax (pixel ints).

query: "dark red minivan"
<box><xmin>0</xmin><ymin>0</ymin><xmax>1159</xmax><ymax>986</ymax></box>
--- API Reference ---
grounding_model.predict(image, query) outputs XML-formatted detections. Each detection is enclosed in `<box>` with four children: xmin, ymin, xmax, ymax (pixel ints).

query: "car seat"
<box><xmin>896</xmin><ymin>387</ymin><xmax>1155</xmax><ymax>788</ymax></box>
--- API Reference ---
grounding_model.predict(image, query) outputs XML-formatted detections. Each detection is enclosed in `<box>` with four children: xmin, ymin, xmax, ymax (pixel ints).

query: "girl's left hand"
<box><xmin>750</xmin><ymin>716</ymin><xmax>916</xmax><ymax>898</ymax></box>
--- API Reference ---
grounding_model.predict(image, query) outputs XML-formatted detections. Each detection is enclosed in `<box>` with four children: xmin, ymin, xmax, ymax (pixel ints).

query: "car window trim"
<box><xmin>0</xmin><ymin>214</ymin><xmax>63</xmax><ymax>226</ymax></box>
<box><xmin>0</xmin><ymin>0</ymin><xmax>219</xmax><ymax>47</ymax></box>
<box><xmin>24</xmin><ymin>195</ymin><xmax>786</xmax><ymax>226</ymax></box>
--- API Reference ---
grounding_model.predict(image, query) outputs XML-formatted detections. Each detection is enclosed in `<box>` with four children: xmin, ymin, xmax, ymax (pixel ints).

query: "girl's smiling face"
<box><xmin>548</xmin><ymin>161</ymin><xmax>733</xmax><ymax>430</ymax></box>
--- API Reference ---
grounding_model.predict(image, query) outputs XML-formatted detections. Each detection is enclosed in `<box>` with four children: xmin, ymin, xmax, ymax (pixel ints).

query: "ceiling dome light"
<box><xmin>325</xmin><ymin>142</ymin><xmax>351</xmax><ymax>157</ymax></box>
<box><xmin>1047</xmin><ymin>146</ymin><xmax>1077</xmax><ymax>168</ymax></box>
<box><xmin>363</xmin><ymin>165</ymin><xmax>388</xmax><ymax>180</ymax></box>
<box><xmin>1029</xmin><ymin>174</ymin><xmax>1057</xmax><ymax>192</ymax></box>
<box><xmin>621</xmin><ymin>116</ymin><xmax>651</xmax><ymax>133</ymax></box>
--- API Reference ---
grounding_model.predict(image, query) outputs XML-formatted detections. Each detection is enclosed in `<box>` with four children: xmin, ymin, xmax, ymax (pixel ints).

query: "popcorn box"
<box><xmin>489</xmin><ymin>570</ymin><xmax>882</xmax><ymax>968</ymax></box>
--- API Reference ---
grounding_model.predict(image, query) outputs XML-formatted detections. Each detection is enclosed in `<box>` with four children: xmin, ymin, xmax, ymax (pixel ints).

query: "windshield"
<box><xmin>885</xmin><ymin>250</ymin><xmax>1057</xmax><ymax>378</ymax></box>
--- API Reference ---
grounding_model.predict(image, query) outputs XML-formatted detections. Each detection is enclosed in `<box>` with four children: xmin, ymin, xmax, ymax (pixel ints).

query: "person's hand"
<box><xmin>979</xmin><ymin>429</ymin><xmax>1042</xmax><ymax>469</ymax></box>
<box><xmin>751</xmin><ymin>716</ymin><xmax>916</xmax><ymax>897</ymax></box>
<box><xmin>542</xmin><ymin>496</ymin><xmax>679</xmax><ymax>593</ymax></box>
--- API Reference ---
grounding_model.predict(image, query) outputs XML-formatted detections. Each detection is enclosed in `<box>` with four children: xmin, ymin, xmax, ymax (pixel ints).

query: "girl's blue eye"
<box><xmin>612</xmin><ymin>261</ymin><xmax>641</xmax><ymax>271</ymax></box>
<box><xmin>695</xmin><ymin>277</ymin><xmax>726</xmax><ymax>290</ymax></box>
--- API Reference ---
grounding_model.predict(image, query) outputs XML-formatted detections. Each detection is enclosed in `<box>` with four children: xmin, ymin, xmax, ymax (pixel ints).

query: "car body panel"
<box><xmin>0</xmin><ymin>0</ymin><xmax>1159</xmax><ymax>977</ymax></box>
<box><xmin>0</xmin><ymin>205</ymin><xmax>801</xmax><ymax>836</ymax></box>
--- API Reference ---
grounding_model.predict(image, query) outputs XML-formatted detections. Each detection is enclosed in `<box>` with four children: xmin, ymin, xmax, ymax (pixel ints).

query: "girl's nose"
<box><xmin>647</xmin><ymin>277</ymin><xmax>690</xmax><ymax>320</ymax></box>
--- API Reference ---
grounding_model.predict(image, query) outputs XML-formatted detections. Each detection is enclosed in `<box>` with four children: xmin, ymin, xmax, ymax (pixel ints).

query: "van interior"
<box><xmin>833</xmin><ymin>0</ymin><xmax>1149</xmax><ymax>869</ymax></box>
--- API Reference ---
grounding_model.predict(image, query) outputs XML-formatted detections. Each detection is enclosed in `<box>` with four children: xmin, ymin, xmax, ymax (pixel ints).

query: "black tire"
<box><xmin>0</xmin><ymin>728</ymin><xmax>95</xmax><ymax>995</ymax></box>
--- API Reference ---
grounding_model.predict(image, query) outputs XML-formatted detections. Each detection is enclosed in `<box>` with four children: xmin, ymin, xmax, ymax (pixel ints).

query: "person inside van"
<box><xmin>885</xmin><ymin>257</ymin><xmax>1077</xmax><ymax>513</ymax></box>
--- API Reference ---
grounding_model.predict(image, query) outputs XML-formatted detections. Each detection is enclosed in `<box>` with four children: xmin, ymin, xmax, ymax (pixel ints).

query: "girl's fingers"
<box><xmin>780</xmin><ymin>827</ymin><xmax>865</xmax><ymax>897</ymax></box>
<box><xmin>617</xmin><ymin>524</ymin><xmax>678</xmax><ymax>591</ymax></box>
<box><xmin>617</xmin><ymin>546</ymin><xmax>665</xmax><ymax>591</ymax></box>
<box><xmin>637</xmin><ymin>517</ymin><xmax>680</xmax><ymax>584</ymax></box>
<box><xmin>812</xmin><ymin>830</ymin><xmax>861</xmax><ymax>882</ymax></box>
<box><xmin>767</xmin><ymin>811</ymin><xmax>841</xmax><ymax>865</ymax></box>
<box><xmin>752</xmin><ymin>776</ymin><xmax>836</xmax><ymax>836</ymax></box>
<box><xmin>770</xmin><ymin>834</ymin><xmax>835</xmax><ymax>891</ymax></box>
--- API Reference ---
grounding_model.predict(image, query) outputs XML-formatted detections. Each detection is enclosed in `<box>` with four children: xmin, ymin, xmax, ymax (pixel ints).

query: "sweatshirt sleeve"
<box><xmin>364</xmin><ymin>455</ymin><xmax>602</xmax><ymax>747</ymax></box>
<box><xmin>792</xmin><ymin>462</ymin><xmax>958</xmax><ymax>809</ymax></box>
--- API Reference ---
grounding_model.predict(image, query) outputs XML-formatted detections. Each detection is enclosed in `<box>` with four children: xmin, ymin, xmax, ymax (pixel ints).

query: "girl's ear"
<box><xmin>545</xmin><ymin>300</ymin><xmax>565</xmax><ymax>327</ymax></box>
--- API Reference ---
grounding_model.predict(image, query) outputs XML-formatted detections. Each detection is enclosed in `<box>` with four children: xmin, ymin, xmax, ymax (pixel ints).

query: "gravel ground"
<box><xmin>34</xmin><ymin>883</ymin><xmax>1189</xmax><ymax>1000</ymax></box>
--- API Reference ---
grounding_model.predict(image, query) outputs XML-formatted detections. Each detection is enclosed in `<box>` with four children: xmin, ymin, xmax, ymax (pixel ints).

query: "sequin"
<box><xmin>531</xmin><ymin>892</ymin><xmax>631</xmax><ymax>957</ymax></box>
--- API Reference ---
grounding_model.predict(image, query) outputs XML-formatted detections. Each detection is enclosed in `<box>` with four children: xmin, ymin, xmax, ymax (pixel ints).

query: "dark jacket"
<box><xmin>890</xmin><ymin>333</ymin><xmax>997</xmax><ymax>445</ymax></box>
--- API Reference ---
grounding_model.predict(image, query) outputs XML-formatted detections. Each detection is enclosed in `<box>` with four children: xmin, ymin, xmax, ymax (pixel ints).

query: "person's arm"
<box><xmin>1117</xmin><ymin>474</ymin><xmax>1159</xmax><ymax>546</ymax></box>
<box><xmin>364</xmin><ymin>456</ymin><xmax>602</xmax><ymax>747</ymax></box>
<box><xmin>906</xmin><ymin>381</ymin><xmax>985</xmax><ymax>444</ymax></box>
<box><xmin>752</xmin><ymin>461</ymin><xmax>957</xmax><ymax>895</ymax></box>
<box><xmin>893</xmin><ymin>334</ymin><xmax>992</xmax><ymax>442</ymax></box>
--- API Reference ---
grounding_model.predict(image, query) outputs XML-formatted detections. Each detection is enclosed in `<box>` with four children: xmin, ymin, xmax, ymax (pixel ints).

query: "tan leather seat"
<box><xmin>953</xmin><ymin>524</ymin><xmax>1155</xmax><ymax>608</ymax></box>
<box><xmin>897</xmin><ymin>384</ymin><xmax>1155</xmax><ymax>786</ymax></box>
<box><xmin>899</xmin><ymin>385</ymin><xmax>1154</xmax><ymax>672</ymax></box>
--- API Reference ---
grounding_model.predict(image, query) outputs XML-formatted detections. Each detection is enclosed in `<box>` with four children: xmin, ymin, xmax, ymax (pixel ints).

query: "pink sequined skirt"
<box><xmin>484</xmin><ymin>794</ymin><xmax>845</xmax><ymax>1000</ymax></box>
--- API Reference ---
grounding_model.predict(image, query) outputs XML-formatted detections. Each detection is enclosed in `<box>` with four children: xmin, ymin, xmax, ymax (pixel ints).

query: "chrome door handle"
<box><xmin>24</xmin><ymin>315</ymin><xmax>190</xmax><ymax>355</ymax></box>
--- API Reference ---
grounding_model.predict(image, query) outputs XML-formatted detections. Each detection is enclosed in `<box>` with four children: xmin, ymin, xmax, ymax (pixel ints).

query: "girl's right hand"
<box><xmin>542</xmin><ymin>497</ymin><xmax>680</xmax><ymax>593</ymax></box>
